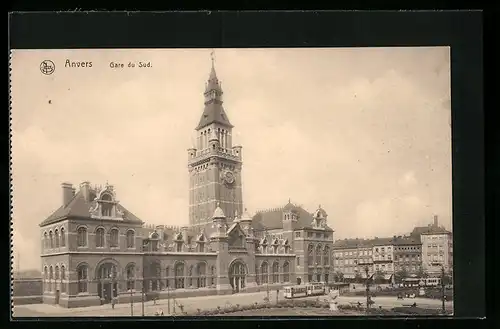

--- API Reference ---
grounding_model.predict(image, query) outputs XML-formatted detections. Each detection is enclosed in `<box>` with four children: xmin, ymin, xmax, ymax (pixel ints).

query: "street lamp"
<box><xmin>365</xmin><ymin>266</ymin><xmax>370</xmax><ymax>312</ymax></box>
<box><xmin>141</xmin><ymin>277</ymin><xmax>145</xmax><ymax>316</ymax></box>
<box><xmin>431</xmin><ymin>262</ymin><xmax>446</xmax><ymax>314</ymax></box>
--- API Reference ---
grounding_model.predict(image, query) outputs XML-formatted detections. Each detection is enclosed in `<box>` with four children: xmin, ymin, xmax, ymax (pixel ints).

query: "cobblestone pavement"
<box><xmin>12</xmin><ymin>292</ymin><xmax>453</xmax><ymax>317</ymax></box>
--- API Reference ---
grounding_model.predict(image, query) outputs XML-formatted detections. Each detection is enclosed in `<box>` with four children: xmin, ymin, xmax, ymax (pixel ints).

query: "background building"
<box><xmin>420</xmin><ymin>217</ymin><xmax>453</xmax><ymax>277</ymax></box>
<box><xmin>332</xmin><ymin>239</ymin><xmax>374</xmax><ymax>282</ymax></box>
<box><xmin>392</xmin><ymin>235</ymin><xmax>422</xmax><ymax>278</ymax></box>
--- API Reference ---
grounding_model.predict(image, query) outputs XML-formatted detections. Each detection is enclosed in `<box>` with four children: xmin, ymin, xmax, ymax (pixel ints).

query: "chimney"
<box><xmin>433</xmin><ymin>215</ymin><xmax>438</xmax><ymax>227</ymax></box>
<box><xmin>80</xmin><ymin>181</ymin><xmax>91</xmax><ymax>201</ymax></box>
<box><xmin>61</xmin><ymin>182</ymin><xmax>74</xmax><ymax>206</ymax></box>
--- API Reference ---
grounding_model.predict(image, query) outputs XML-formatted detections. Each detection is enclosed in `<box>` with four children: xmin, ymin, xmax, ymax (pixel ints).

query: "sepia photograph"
<box><xmin>10</xmin><ymin>47</ymin><xmax>453</xmax><ymax>317</ymax></box>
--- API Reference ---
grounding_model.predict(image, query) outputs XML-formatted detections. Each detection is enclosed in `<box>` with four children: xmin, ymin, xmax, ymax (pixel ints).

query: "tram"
<box><xmin>422</xmin><ymin>277</ymin><xmax>441</xmax><ymax>287</ymax></box>
<box><xmin>284</xmin><ymin>283</ymin><xmax>326</xmax><ymax>299</ymax></box>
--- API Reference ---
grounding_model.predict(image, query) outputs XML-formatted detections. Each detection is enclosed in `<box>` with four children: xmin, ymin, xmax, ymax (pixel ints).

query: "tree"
<box><xmin>334</xmin><ymin>271</ymin><xmax>344</xmax><ymax>283</ymax></box>
<box><xmin>395</xmin><ymin>267</ymin><xmax>409</xmax><ymax>284</ymax></box>
<box><xmin>415</xmin><ymin>266</ymin><xmax>428</xmax><ymax>279</ymax></box>
<box><xmin>373</xmin><ymin>270</ymin><xmax>385</xmax><ymax>284</ymax></box>
<box><xmin>354</xmin><ymin>271</ymin><xmax>363</xmax><ymax>283</ymax></box>
<box><xmin>442</xmin><ymin>270</ymin><xmax>453</xmax><ymax>286</ymax></box>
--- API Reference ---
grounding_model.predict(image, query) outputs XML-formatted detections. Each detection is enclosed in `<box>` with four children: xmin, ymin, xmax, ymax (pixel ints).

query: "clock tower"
<box><xmin>187</xmin><ymin>53</ymin><xmax>244</xmax><ymax>226</ymax></box>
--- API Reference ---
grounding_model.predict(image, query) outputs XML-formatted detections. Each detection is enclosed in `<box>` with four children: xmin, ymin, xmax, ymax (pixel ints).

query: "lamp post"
<box><xmin>431</xmin><ymin>262</ymin><xmax>446</xmax><ymax>315</ymax></box>
<box><xmin>130</xmin><ymin>285</ymin><xmax>133</xmax><ymax>316</ymax></box>
<box><xmin>440</xmin><ymin>265</ymin><xmax>446</xmax><ymax>314</ymax></box>
<box><xmin>141</xmin><ymin>277</ymin><xmax>145</xmax><ymax>316</ymax></box>
<box><xmin>365</xmin><ymin>266</ymin><xmax>370</xmax><ymax>312</ymax></box>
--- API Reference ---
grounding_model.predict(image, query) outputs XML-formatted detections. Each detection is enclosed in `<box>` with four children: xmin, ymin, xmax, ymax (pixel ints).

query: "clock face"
<box><xmin>224</xmin><ymin>170</ymin><xmax>235</xmax><ymax>184</ymax></box>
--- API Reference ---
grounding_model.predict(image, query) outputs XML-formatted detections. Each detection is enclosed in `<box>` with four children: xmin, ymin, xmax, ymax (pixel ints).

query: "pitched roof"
<box><xmin>40</xmin><ymin>189</ymin><xmax>143</xmax><ymax>227</ymax></box>
<box><xmin>392</xmin><ymin>236</ymin><xmax>421</xmax><ymax>245</ymax></box>
<box><xmin>333</xmin><ymin>238</ymin><xmax>373</xmax><ymax>249</ymax></box>
<box><xmin>411</xmin><ymin>224</ymin><xmax>451</xmax><ymax>237</ymax></box>
<box><xmin>251</xmin><ymin>202</ymin><xmax>333</xmax><ymax>232</ymax></box>
<box><xmin>196</xmin><ymin>103</ymin><xmax>233</xmax><ymax>130</ymax></box>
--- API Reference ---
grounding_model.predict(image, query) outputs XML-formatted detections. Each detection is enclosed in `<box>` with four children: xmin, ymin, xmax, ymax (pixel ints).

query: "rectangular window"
<box><xmin>295</xmin><ymin>232</ymin><xmax>301</xmax><ymax>238</ymax></box>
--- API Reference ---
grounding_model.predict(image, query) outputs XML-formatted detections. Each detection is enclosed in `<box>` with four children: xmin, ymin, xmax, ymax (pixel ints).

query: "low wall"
<box><xmin>12</xmin><ymin>295</ymin><xmax>43</xmax><ymax>305</ymax></box>
<box><xmin>12</xmin><ymin>279</ymin><xmax>43</xmax><ymax>297</ymax></box>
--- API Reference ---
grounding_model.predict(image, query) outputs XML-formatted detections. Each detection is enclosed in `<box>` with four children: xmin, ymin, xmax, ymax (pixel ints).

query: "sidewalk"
<box><xmin>14</xmin><ymin>290</ymin><xmax>280</xmax><ymax>317</ymax></box>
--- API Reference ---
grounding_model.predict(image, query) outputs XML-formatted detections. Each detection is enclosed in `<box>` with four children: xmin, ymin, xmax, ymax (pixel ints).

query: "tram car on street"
<box><xmin>284</xmin><ymin>283</ymin><xmax>326</xmax><ymax>299</ymax></box>
<box><xmin>422</xmin><ymin>277</ymin><xmax>441</xmax><ymax>287</ymax></box>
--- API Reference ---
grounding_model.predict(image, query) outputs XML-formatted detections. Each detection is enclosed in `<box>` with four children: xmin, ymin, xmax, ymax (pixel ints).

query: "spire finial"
<box><xmin>217</xmin><ymin>202</ymin><xmax>220</xmax><ymax>207</ymax></box>
<box><xmin>288</xmin><ymin>198</ymin><xmax>291</xmax><ymax>203</ymax></box>
<box><xmin>210</xmin><ymin>49</ymin><xmax>216</xmax><ymax>68</ymax></box>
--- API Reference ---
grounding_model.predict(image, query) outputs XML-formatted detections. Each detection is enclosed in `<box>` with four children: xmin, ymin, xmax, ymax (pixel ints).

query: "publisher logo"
<box><xmin>40</xmin><ymin>60</ymin><xmax>55</xmax><ymax>75</ymax></box>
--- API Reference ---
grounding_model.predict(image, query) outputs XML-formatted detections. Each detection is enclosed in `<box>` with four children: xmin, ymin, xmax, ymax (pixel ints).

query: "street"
<box><xmin>12</xmin><ymin>291</ymin><xmax>453</xmax><ymax>317</ymax></box>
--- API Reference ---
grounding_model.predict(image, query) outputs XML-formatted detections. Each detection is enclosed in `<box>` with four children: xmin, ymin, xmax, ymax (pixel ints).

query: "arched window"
<box><xmin>60</xmin><ymin>227</ymin><xmax>65</xmax><ymax>247</ymax></box>
<box><xmin>126</xmin><ymin>230</ymin><xmax>135</xmax><ymax>248</ymax></box>
<box><xmin>43</xmin><ymin>232</ymin><xmax>48</xmax><ymax>249</ymax></box>
<box><xmin>272</xmin><ymin>262</ymin><xmax>280</xmax><ymax>283</ymax></box>
<box><xmin>98</xmin><ymin>263</ymin><xmax>117</xmax><ymax>280</ymax></box>
<box><xmin>283</xmin><ymin>262</ymin><xmax>290</xmax><ymax>282</ymax></box>
<box><xmin>77</xmin><ymin>265</ymin><xmax>88</xmax><ymax>293</ymax></box>
<box><xmin>262</xmin><ymin>243</ymin><xmax>268</xmax><ymax>254</ymax></box>
<box><xmin>96</xmin><ymin>228</ymin><xmax>105</xmax><ymax>247</ymax></box>
<box><xmin>55</xmin><ymin>265</ymin><xmax>60</xmax><ymax>280</ymax></box>
<box><xmin>43</xmin><ymin>266</ymin><xmax>48</xmax><ymax>291</ymax></box>
<box><xmin>308</xmin><ymin>244</ymin><xmax>314</xmax><ymax>265</ymax></box>
<box><xmin>49</xmin><ymin>266</ymin><xmax>54</xmax><ymax>292</ymax></box>
<box><xmin>101</xmin><ymin>194</ymin><xmax>113</xmax><ymax>216</ymax></box>
<box><xmin>165</xmin><ymin>267</ymin><xmax>170</xmax><ymax>288</ymax></box>
<box><xmin>261</xmin><ymin>262</ymin><xmax>268</xmax><ymax>284</ymax></box>
<box><xmin>54</xmin><ymin>230</ymin><xmax>59</xmax><ymax>248</ymax></box>
<box><xmin>61</xmin><ymin>265</ymin><xmax>66</xmax><ymax>293</ymax></box>
<box><xmin>49</xmin><ymin>231</ymin><xmax>54</xmax><ymax>248</ymax></box>
<box><xmin>109</xmin><ymin>228</ymin><xmax>119</xmax><ymax>248</ymax></box>
<box><xmin>175</xmin><ymin>262</ymin><xmax>185</xmax><ymax>289</ymax></box>
<box><xmin>315</xmin><ymin>245</ymin><xmax>322</xmax><ymax>265</ymax></box>
<box><xmin>176</xmin><ymin>241</ymin><xmax>183</xmax><ymax>252</ymax></box>
<box><xmin>188</xmin><ymin>265</ymin><xmax>194</xmax><ymax>287</ymax></box>
<box><xmin>197</xmin><ymin>263</ymin><xmax>206</xmax><ymax>288</ymax></box>
<box><xmin>126</xmin><ymin>264</ymin><xmax>135</xmax><ymax>291</ymax></box>
<box><xmin>255</xmin><ymin>265</ymin><xmax>260</xmax><ymax>285</ymax></box>
<box><xmin>324</xmin><ymin>246</ymin><xmax>330</xmax><ymax>266</ymax></box>
<box><xmin>211</xmin><ymin>266</ymin><xmax>216</xmax><ymax>286</ymax></box>
<box><xmin>77</xmin><ymin>227</ymin><xmax>87</xmax><ymax>247</ymax></box>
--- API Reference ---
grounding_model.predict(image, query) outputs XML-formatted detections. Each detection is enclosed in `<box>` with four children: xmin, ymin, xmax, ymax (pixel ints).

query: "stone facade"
<box><xmin>39</xmin><ymin>59</ymin><xmax>335</xmax><ymax>308</ymax></box>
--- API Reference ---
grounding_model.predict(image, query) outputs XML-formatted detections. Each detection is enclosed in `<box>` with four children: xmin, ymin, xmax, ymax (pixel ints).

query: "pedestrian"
<box><xmin>111</xmin><ymin>299</ymin><xmax>115</xmax><ymax>309</ymax></box>
<box><xmin>160</xmin><ymin>309</ymin><xmax>164</xmax><ymax>316</ymax></box>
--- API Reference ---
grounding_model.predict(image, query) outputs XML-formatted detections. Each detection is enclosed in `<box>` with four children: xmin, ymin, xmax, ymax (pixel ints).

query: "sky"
<box><xmin>10</xmin><ymin>47</ymin><xmax>452</xmax><ymax>270</ymax></box>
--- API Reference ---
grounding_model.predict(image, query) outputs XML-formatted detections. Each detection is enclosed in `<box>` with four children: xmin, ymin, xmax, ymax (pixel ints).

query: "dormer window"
<box><xmin>262</xmin><ymin>244</ymin><xmax>268</xmax><ymax>254</ymax></box>
<box><xmin>196</xmin><ymin>235</ymin><xmax>205</xmax><ymax>252</ymax></box>
<box><xmin>150</xmin><ymin>232</ymin><xmax>159</xmax><ymax>251</ymax></box>
<box><xmin>152</xmin><ymin>240</ymin><xmax>159</xmax><ymax>252</ymax></box>
<box><xmin>101</xmin><ymin>193</ymin><xmax>113</xmax><ymax>216</ymax></box>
